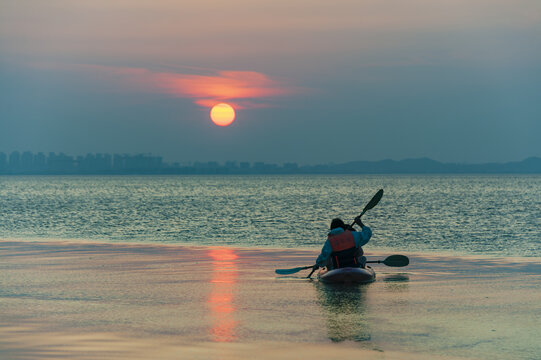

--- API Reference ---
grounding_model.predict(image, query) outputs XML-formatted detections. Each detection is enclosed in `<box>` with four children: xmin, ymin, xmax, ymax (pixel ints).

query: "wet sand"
<box><xmin>1</xmin><ymin>240</ymin><xmax>540</xmax><ymax>359</ymax></box>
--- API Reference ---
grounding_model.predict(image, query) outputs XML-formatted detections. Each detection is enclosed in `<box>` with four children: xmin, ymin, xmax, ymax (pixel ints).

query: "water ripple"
<box><xmin>0</xmin><ymin>175</ymin><xmax>539</xmax><ymax>257</ymax></box>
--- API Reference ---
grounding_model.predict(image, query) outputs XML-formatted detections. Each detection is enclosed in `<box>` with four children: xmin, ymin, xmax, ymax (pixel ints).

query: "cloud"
<box><xmin>33</xmin><ymin>63</ymin><xmax>303</xmax><ymax>109</ymax></box>
<box><xmin>151</xmin><ymin>70</ymin><xmax>298</xmax><ymax>109</ymax></box>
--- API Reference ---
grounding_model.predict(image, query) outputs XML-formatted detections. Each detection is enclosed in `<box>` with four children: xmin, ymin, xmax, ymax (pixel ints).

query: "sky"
<box><xmin>1</xmin><ymin>0</ymin><xmax>540</xmax><ymax>164</ymax></box>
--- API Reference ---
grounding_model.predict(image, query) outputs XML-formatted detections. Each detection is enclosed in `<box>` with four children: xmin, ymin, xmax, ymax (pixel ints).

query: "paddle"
<box><xmin>275</xmin><ymin>254</ymin><xmax>409</xmax><ymax>276</ymax></box>
<box><xmin>275</xmin><ymin>265</ymin><xmax>313</xmax><ymax>275</ymax></box>
<box><xmin>349</xmin><ymin>188</ymin><xmax>383</xmax><ymax>228</ymax></box>
<box><xmin>366</xmin><ymin>254</ymin><xmax>409</xmax><ymax>267</ymax></box>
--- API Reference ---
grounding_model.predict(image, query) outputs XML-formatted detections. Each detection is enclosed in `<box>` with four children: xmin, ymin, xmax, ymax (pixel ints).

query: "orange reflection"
<box><xmin>207</xmin><ymin>247</ymin><xmax>238</xmax><ymax>342</ymax></box>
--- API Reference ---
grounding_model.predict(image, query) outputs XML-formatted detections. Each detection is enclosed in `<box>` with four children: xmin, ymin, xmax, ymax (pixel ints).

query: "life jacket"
<box><xmin>328</xmin><ymin>230</ymin><xmax>363</xmax><ymax>269</ymax></box>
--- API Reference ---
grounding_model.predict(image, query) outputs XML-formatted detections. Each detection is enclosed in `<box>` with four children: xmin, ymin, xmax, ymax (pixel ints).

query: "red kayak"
<box><xmin>317</xmin><ymin>266</ymin><xmax>376</xmax><ymax>284</ymax></box>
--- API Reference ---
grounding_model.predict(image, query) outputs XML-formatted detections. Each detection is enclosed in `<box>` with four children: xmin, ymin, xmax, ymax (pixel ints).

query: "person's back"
<box><xmin>327</xmin><ymin>227</ymin><xmax>360</xmax><ymax>268</ymax></box>
<box><xmin>315</xmin><ymin>217</ymin><xmax>372</xmax><ymax>270</ymax></box>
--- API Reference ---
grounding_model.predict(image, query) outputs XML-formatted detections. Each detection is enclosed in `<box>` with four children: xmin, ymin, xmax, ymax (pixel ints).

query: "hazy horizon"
<box><xmin>2</xmin><ymin>149</ymin><xmax>541</xmax><ymax>169</ymax></box>
<box><xmin>2</xmin><ymin>1</ymin><xmax>540</xmax><ymax>164</ymax></box>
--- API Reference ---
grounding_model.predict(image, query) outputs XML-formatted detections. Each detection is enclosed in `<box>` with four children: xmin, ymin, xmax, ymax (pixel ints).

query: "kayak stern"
<box><xmin>317</xmin><ymin>266</ymin><xmax>376</xmax><ymax>284</ymax></box>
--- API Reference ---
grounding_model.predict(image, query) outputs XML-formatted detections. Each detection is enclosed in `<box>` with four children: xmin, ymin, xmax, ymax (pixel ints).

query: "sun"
<box><xmin>210</xmin><ymin>103</ymin><xmax>235</xmax><ymax>126</ymax></box>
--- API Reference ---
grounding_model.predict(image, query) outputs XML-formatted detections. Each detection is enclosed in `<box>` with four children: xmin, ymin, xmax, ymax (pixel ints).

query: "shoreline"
<box><xmin>2</xmin><ymin>237</ymin><xmax>540</xmax><ymax>261</ymax></box>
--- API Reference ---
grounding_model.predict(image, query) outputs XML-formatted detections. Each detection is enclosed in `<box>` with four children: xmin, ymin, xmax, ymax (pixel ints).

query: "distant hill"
<box><xmin>303</xmin><ymin>157</ymin><xmax>541</xmax><ymax>174</ymax></box>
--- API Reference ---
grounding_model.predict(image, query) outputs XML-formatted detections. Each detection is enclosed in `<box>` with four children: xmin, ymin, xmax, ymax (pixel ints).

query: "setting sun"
<box><xmin>210</xmin><ymin>103</ymin><xmax>235</xmax><ymax>126</ymax></box>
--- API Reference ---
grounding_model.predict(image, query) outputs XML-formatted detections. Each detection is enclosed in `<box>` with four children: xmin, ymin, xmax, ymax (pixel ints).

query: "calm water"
<box><xmin>1</xmin><ymin>175</ymin><xmax>540</xmax><ymax>257</ymax></box>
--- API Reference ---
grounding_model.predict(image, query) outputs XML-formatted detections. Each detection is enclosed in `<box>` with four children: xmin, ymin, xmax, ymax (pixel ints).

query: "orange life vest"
<box><xmin>328</xmin><ymin>230</ymin><xmax>356</xmax><ymax>252</ymax></box>
<box><xmin>328</xmin><ymin>230</ymin><xmax>360</xmax><ymax>268</ymax></box>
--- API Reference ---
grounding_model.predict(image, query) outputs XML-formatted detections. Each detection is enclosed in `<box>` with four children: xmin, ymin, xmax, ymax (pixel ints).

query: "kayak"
<box><xmin>317</xmin><ymin>266</ymin><xmax>376</xmax><ymax>284</ymax></box>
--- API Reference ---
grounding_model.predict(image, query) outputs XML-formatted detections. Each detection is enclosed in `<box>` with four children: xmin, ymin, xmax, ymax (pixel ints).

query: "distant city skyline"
<box><xmin>1</xmin><ymin>150</ymin><xmax>539</xmax><ymax>174</ymax></box>
<box><xmin>2</xmin><ymin>149</ymin><xmax>541</xmax><ymax>165</ymax></box>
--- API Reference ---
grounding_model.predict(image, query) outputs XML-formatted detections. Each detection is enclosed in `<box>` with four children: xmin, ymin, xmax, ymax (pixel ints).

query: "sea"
<box><xmin>1</xmin><ymin>175</ymin><xmax>540</xmax><ymax>257</ymax></box>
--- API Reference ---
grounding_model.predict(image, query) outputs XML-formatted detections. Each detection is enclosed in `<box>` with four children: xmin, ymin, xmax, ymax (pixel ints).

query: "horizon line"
<box><xmin>1</xmin><ymin>150</ymin><xmax>540</xmax><ymax>167</ymax></box>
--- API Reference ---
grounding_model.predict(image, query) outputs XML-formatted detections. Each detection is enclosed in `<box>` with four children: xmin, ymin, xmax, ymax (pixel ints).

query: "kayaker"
<box><xmin>313</xmin><ymin>216</ymin><xmax>372</xmax><ymax>271</ymax></box>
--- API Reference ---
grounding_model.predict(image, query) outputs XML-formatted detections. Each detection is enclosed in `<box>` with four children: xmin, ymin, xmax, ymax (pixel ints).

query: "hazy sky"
<box><xmin>1</xmin><ymin>0</ymin><xmax>540</xmax><ymax>164</ymax></box>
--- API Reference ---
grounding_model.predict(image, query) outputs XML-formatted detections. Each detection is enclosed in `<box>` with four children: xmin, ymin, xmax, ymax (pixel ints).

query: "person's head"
<box><xmin>330</xmin><ymin>218</ymin><xmax>346</xmax><ymax>230</ymax></box>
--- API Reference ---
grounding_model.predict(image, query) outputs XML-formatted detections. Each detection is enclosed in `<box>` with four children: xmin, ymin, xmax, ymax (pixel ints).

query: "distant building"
<box><xmin>35</xmin><ymin>152</ymin><xmax>46</xmax><ymax>171</ymax></box>
<box><xmin>253</xmin><ymin>162</ymin><xmax>278</xmax><ymax>173</ymax></box>
<box><xmin>9</xmin><ymin>151</ymin><xmax>21</xmax><ymax>171</ymax></box>
<box><xmin>116</xmin><ymin>153</ymin><xmax>163</xmax><ymax>172</ymax></box>
<box><xmin>0</xmin><ymin>152</ymin><xmax>6</xmax><ymax>171</ymax></box>
<box><xmin>253</xmin><ymin>162</ymin><xmax>265</xmax><ymax>170</ymax></box>
<box><xmin>21</xmin><ymin>151</ymin><xmax>34</xmax><ymax>172</ymax></box>
<box><xmin>76</xmin><ymin>153</ymin><xmax>112</xmax><ymax>173</ymax></box>
<box><xmin>113</xmin><ymin>154</ymin><xmax>126</xmax><ymax>171</ymax></box>
<box><xmin>283</xmin><ymin>162</ymin><xmax>298</xmax><ymax>171</ymax></box>
<box><xmin>48</xmin><ymin>152</ymin><xmax>75</xmax><ymax>173</ymax></box>
<box><xmin>97</xmin><ymin>153</ymin><xmax>112</xmax><ymax>172</ymax></box>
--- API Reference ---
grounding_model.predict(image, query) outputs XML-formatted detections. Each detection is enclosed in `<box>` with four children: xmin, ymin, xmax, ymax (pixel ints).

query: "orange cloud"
<box><xmin>36</xmin><ymin>63</ymin><xmax>303</xmax><ymax>109</ymax></box>
<box><xmin>150</xmin><ymin>70</ymin><xmax>299</xmax><ymax>109</ymax></box>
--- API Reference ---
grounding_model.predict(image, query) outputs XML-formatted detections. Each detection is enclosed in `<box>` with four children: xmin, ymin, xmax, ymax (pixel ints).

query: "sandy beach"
<box><xmin>1</xmin><ymin>240</ymin><xmax>540</xmax><ymax>359</ymax></box>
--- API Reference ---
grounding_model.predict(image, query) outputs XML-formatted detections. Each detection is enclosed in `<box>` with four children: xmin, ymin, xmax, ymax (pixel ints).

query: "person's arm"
<box><xmin>315</xmin><ymin>240</ymin><xmax>332</xmax><ymax>268</ymax></box>
<box><xmin>353</xmin><ymin>216</ymin><xmax>372</xmax><ymax>247</ymax></box>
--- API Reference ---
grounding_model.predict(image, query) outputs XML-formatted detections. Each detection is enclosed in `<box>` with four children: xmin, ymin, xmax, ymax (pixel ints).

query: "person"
<box><xmin>314</xmin><ymin>216</ymin><xmax>372</xmax><ymax>271</ymax></box>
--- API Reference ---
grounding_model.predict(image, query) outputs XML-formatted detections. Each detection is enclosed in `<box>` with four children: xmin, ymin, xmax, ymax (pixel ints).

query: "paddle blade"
<box><xmin>362</xmin><ymin>189</ymin><xmax>384</xmax><ymax>213</ymax></box>
<box><xmin>275</xmin><ymin>266</ymin><xmax>312</xmax><ymax>275</ymax></box>
<box><xmin>382</xmin><ymin>255</ymin><xmax>409</xmax><ymax>267</ymax></box>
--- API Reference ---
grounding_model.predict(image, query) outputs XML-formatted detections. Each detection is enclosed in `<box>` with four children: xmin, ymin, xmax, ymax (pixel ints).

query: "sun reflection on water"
<box><xmin>207</xmin><ymin>247</ymin><xmax>238</xmax><ymax>342</ymax></box>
